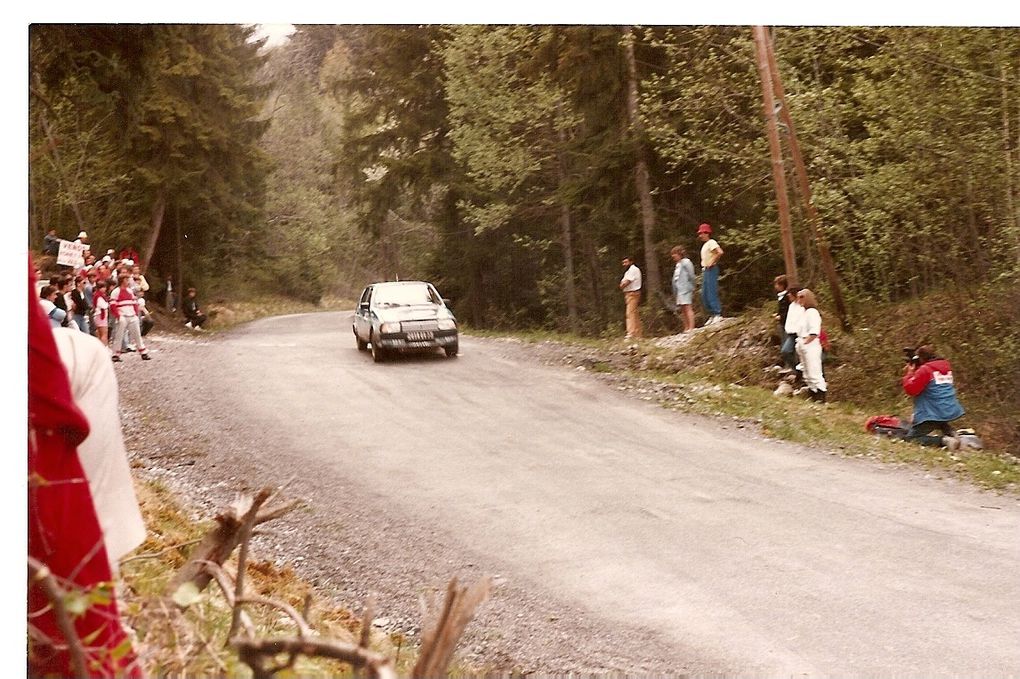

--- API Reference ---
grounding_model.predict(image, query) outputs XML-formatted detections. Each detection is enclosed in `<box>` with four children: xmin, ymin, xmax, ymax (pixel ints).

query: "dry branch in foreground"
<box><xmin>413</xmin><ymin>576</ymin><xmax>493</xmax><ymax>678</ymax></box>
<box><xmin>154</xmin><ymin>486</ymin><xmax>490</xmax><ymax>678</ymax></box>
<box><xmin>166</xmin><ymin>487</ymin><xmax>301</xmax><ymax>598</ymax></box>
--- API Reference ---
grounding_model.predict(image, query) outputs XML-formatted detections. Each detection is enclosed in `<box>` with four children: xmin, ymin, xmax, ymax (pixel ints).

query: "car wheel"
<box><xmin>371</xmin><ymin>334</ymin><xmax>387</xmax><ymax>363</ymax></box>
<box><xmin>445</xmin><ymin>341</ymin><xmax>459</xmax><ymax>358</ymax></box>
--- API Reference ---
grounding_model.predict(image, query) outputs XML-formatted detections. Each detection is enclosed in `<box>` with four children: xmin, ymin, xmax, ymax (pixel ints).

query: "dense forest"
<box><xmin>29</xmin><ymin>25</ymin><xmax>1020</xmax><ymax>331</ymax></box>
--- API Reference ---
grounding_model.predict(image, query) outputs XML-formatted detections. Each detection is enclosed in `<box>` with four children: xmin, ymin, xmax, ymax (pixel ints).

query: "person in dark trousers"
<box><xmin>772</xmin><ymin>274</ymin><xmax>797</xmax><ymax>370</ymax></box>
<box><xmin>697</xmin><ymin>223</ymin><xmax>724</xmax><ymax>325</ymax></box>
<box><xmin>183</xmin><ymin>287</ymin><xmax>207</xmax><ymax>330</ymax></box>
<box><xmin>70</xmin><ymin>275</ymin><xmax>91</xmax><ymax>334</ymax></box>
<box><xmin>900</xmin><ymin>345</ymin><xmax>965</xmax><ymax>449</ymax></box>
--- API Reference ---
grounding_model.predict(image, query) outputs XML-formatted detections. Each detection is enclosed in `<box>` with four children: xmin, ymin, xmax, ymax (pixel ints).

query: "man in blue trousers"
<box><xmin>697</xmin><ymin>223</ymin><xmax>724</xmax><ymax>325</ymax></box>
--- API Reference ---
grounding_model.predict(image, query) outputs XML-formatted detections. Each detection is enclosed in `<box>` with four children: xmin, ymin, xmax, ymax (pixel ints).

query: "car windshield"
<box><xmin>373</xmin><ymin>284</ymin><xmax>440</xmax><ymax>307</ymax></box>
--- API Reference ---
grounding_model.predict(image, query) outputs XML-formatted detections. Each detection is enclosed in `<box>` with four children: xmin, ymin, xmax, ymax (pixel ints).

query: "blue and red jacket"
<box><xmin>902</xmin><ymin>358</ymin><xmax>965</xmax><ymax>425</ymax></box>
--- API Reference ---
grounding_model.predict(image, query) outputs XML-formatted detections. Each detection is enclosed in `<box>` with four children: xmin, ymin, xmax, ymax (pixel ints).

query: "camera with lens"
<box><xmin>903</xmin><ymin>347</ymin><xmax>921</xmax><ymax>367</ymax></box>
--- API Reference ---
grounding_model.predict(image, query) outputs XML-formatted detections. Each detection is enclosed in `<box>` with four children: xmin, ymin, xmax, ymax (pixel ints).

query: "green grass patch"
<box><xmin>630</xmin><ymin>368</ymin><xmax>1020</xmax><ymax>491</ymax></box>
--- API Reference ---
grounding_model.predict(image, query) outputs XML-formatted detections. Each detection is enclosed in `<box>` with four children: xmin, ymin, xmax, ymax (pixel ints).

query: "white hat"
<box><xmin>124</xmin><ymin>258</ymin><xmax>135</xmax><ymax>266</ymax></box>
<box><xmin>102</xmin><ymin>255</ymin><xmax>112</xmax><ymax>263</ymax></box>
<box><xmin>77</xmin><ymin>231</ymin><xmax>88</xmax><ymax>239</ymax></box>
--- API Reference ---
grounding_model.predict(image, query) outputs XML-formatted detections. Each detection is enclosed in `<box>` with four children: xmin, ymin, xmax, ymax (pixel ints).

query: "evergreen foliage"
<box><xmin>29</xmin><ymin>24</ymin><xmax>1020</xmax><ymax>322</ymax></box>
<box><xmin>30</xmin><ymin>24</ymin><xmax>272</xmax><ymax>293</ymax></box>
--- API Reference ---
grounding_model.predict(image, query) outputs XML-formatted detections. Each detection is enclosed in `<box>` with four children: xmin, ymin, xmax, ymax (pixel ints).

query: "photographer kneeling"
<box><xmin>900</xmin><ymin>345</ymin><xmax>965</xmax><ymax>449</ymax></box>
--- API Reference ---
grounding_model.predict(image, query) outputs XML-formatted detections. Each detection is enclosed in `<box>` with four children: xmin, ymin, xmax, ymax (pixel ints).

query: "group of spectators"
<box><xmin>29</xmin><ymin>230</ymin><xmax>213</xmax><ymax>674</ymax></box>
<box><xmin>619</xmin><ymin>222</ymin><xmax>726</xmax><ymax>341</ymax></box>
<box><xmin>35</xmin><ymin>230</ymin><xmax>209</xmax><ymax>364</ymax></box>
<box><xmin>618</xmin><ymin>221</ymin><xmax>968</xmax><ymax>450</ymax></box>
<box><xmin>773</xmin><ymin>274</ymin><xmax>828</xmax><ymax>402</ymax></box>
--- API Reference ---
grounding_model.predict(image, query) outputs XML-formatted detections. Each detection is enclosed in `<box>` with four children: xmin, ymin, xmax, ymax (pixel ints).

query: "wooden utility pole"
<box><xmin>761</xmin><ymin>27</ymin><xmax>850</xmax><ymax>330</ymax></box>
<box><xmin>752</xmin><ymin>26</ymin><xmax>798</xmax><ymax>286</ymax></box>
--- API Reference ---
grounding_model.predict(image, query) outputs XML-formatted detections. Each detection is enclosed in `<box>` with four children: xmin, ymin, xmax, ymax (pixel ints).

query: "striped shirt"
<box><xmin>109</xmin><ymin>286</ymin><xmax>139</xmax><ymax>318</ymax></box>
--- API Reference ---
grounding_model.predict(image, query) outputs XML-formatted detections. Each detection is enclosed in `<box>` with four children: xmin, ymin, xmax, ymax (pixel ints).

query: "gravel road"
<box><xmin>119</xmin><ymin>312</ymin><xmax>1020</xmax><ymax>677</ymax></box>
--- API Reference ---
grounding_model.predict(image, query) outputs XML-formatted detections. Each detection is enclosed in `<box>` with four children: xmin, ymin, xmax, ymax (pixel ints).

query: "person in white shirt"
<box><xmin>131</xmin><ymin>265</ymin><xmax>150</xmax><ymax>294</ymax></box>
<box><xmin>618</xmin><ymin>256</ymin><xmax>643</xmax><ymax>339</ymax></box>
<box><xmin>51</xmin><ymin>327</ymin><xmax>146</xmax><ymax>573</ymax></box>
<box><xmin>109</xmin><ymin>276</ymin><xmax>151</xmax><ymax>362</ymax></box>
<box><xmin>697</xmin><ymin>223</ymin><xmax>724</xmax><ymax>325</ymax></box>
<box><xmin>795</xmin><ymin>288</ymin><xmax>827</xmax><ymax>402</ymax></box>
<box><xmin>781</xmin><ymin>285</ymin><xmax>803</xmax><ymax>373</ymax></box>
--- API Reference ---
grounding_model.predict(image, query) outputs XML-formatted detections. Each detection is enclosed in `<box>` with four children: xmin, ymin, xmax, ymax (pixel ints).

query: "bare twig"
<box><xmin>195</xmin><ymin>627</ymin><xmax>229</xmax><ymax>674</ymax></box>
<box><xmin>237</xmin><ymin>595</ymin><xmax>313</xmax><ymax>638</ymax></box>
<box><xmin>262</xmin><ymin>475</ymin><xmax>298</xmax><ymax>509</ymax></box>
<box><xmin>169</xmin><ymin>488</ymin><xmax>281</xmax><ymax>597</ymax></box>
<box><xmin>194</xmin><ymin>560</ymin><xmax>257</xmax><ymax>639</ymax></box>
<box><xmin>28</xmin><ymin>556</ymin><xmax>88</xmax><ymax>679</ymax></box>
<box><xmin>234</xmin><ymin>637</ymin><xmax>397</xmax><ymax>679</ymax></box>
<box><xmin>229</xmin><ymin>490</ymin><xmax>270</xmax><ymax>639</ymax></box>
<box><xmin>359</xmin><ymin>595</ymin><xmax>375</xmax><ymax>650</ymax></box>
<box><xmin>157</xmin><ymin>597</ymin><xmax>188</xmax><ymax>672</ymax></box>
<box><xmin>301</xmin><ymin>593</ymin><xmax>313</xmax><ymax>624</ymax></box>
<box><xmin>412</xmin><ymin>577</ymin><xmax>492</xmax><ymax>679</ymax></box>
<box><xmin>255</xmin><ymin>499</ymin><xmax>304</xmax><ymax>526</ymax></box>
<box><xmin>119</xmin><ymin>538</ymin><xmax>203</xmax><ymax>566</ymax></box>
<box><xmin>354</xmin><ymin>595</ymin><xmax>376</xmax><ymax>679</ymax></box>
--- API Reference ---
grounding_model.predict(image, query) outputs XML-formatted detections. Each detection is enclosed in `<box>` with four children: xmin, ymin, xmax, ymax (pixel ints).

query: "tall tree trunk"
<box><xmin>580</xmin><ymin>229</ymin><xmax>605</xmax><ymax>323</ymax></box>
<box><xmin>175</xmin><ymin>201</ymin><xmax>183</xmax><ymax>293</ymax></box>
<box><xmin>555</xmin><ymin>104</ymin><xmax>579</xmax><ymax>333</ymax></box>
<box><xmin>621</xmin><ymin>27</ymin><xmax>662</xmax><ymax>303</ymax></box>
<box><xmin>1003</xmin><ymin>63</ymin><xmax>1020</xmax><ymax>268</ymax></box>
<box><xmin>558</xmin><ymin>202</ymin><xmax>579</xmax><ymax>333</ymax></box>
<box><xmin>141</xmin><ymin>187</ymin><xmax>167</xmax><ymax>274</ymax></box>
<box><xmin>965</xmin><ymin>172</ymin><xmax>987</xmax><ymax>279</ymax></box>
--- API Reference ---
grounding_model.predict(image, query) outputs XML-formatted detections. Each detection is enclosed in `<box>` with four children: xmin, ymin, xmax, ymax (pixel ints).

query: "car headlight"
<box><xmin>380</xmin><ymin>322</ymin><xmax>401</xmax><ymax>333</ymax></box>
<box><xmin>437</xmin><ymin>319</ymin><xmax>457</xmax><ymax>331</ymax></box>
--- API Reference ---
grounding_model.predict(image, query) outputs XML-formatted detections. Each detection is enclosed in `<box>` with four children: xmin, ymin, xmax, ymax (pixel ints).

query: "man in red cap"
<box><xmin>697</xmin><ymin>223</ymin><xmax>724</xmax><ymax>325</ymax></box>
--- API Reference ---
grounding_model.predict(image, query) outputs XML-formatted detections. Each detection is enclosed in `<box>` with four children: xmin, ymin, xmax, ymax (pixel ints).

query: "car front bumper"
<box><xmin>377</xmin><ymin>331</ymin><xmax>458</xmax><ymax>351</ymax></box>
